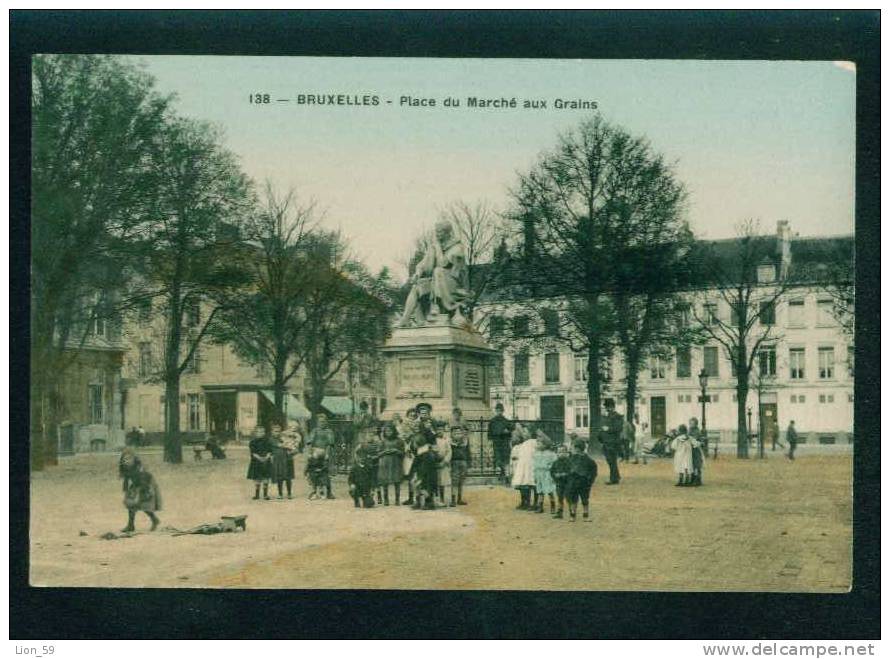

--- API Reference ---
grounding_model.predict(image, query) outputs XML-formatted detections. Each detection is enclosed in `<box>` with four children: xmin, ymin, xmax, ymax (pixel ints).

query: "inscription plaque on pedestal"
<box><xmin>397</xmin><ymin>356</ymin><xmax>440</xmax><ymax>398</ymax></box>
<box><xmin>460</xmin><ymin>363</ymin><xmax>483</xmax><ymax>398</ymax></box>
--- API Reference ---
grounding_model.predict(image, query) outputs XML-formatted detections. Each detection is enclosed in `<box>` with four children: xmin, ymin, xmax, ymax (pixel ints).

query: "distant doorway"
<box><xmin>650</xmin><ymin>396</ymin><xmax>666</xmax><ymax>437</ymax></box>
<box><xmin>761</xmin><ymin>402</ymin><xmax>779</xmax><ymax>450</ymax></box>
<box><xmin>205</xmin><ymin>390</ymin><xmax>237</xmax><ymax>441</ymax></box>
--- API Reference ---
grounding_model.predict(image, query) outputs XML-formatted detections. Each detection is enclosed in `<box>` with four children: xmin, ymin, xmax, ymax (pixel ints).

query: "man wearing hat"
<box><xmin>488</xmin><ymin>402</ymin><xmax>514</xmax><ymax>484</ymax></box>
<box><xmin>598</xmin><ymin>399</ymin><xmax>624</xmax><ymax>485</ymax></box>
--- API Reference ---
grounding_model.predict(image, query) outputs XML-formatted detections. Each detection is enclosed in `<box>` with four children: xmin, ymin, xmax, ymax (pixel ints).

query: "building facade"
<box><xmin>481</xmin><ymin>225</ymin><xmax>854</xmax><ymax>447</ymax></box>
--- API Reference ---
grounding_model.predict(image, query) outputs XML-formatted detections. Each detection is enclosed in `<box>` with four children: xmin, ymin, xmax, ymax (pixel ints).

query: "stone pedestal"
<box><xmin>380</xmin><ymin>324</ymin><xmax>499</xmax><ymax>421</ymax></box>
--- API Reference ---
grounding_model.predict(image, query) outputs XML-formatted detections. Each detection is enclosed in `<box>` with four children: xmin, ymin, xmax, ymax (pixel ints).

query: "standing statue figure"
<box><xmin>400</xmin><ymin>220</ymin><xmax>471</xmax><ymax>327</ymax></box>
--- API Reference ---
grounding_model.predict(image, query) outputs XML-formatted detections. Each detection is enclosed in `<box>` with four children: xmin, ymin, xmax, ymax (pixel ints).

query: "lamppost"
<box><xmin>698</xmin><ymin>368</ymin><xmax>712</xmax><ymax>459</ymax></box>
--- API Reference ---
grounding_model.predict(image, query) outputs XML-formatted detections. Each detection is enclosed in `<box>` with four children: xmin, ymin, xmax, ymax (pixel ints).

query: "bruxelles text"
<box><xmin>286</xmin><ymin>93</ymin><xmax>597</xmax><ymax>110</ymax></box>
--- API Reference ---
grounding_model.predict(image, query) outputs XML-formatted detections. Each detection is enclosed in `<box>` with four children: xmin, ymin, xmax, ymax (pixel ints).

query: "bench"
<box><xmin>187</xmin><ymin>440</ymin><xmax>207</xmax><ymax>461</ymax></box>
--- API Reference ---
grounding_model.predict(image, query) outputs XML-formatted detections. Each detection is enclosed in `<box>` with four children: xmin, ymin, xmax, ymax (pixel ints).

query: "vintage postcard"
<box><xmin>29</xmin><ymin>54</ymin><xmax>855</xmax><ymax>592</ymax></box>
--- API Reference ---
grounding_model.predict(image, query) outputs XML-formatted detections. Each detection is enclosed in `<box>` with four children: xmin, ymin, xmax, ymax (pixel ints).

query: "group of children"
<box><xmin>510</xmin><ymin>426</ymin><xmax>598</xmax><ymax>522</ymax></box>
<box><xmin>245</xmin><ymin>424</ymin><xmax>301</xmax><ymax>500</ymax></box>
<box><xmin>348</xmin><ymin>403</ymin><xmax>472</xmax><ymax>511</ymax></box>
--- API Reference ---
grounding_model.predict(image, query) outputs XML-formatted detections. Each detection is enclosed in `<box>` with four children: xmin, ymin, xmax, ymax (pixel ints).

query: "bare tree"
<box><xmin>690</xmin><ymin>220</ymin><xmax>790</xmax><ymax>459</ymax></box>
<box><xmin>439</xmin><ymin>200</ymin><xmax>504</xmax><ymax>321</ymax></box>
<box><xmin>213</xmin><ymin>184</ymin><xmax>318</xmax><ymax>428</ymax></box>
<box><xmin>500</xmin><ymin>114</ymin><xmax>688</xmax><ymax>429</ymax></box>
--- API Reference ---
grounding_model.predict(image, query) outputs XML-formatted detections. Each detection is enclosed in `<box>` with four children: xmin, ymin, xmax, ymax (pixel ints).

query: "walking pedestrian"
<box><xmin>598</xmin><ymin>399</ymin><xmax>624</xmax><ymax>485</ymax></box>
<box><xmin>786</xmin><ymin>420</ymin><xmax>799</xmax><ymax>460</ymax></box>
<box><xmin>118</xmin><ymin>448</ymin><xmax>161</xmax><ymax>532</ymax></box>
<box><xmin>247</xmin><ymin>426</ymin><xmax>273</xmax><ymax>500</ymax></box>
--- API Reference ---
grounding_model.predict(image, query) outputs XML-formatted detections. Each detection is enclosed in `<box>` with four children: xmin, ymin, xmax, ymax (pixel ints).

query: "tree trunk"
<box><xmin>273</xmin><ymin>363</ymin><xmax>287</xmax><ymax>429</ymax></box>
<box><xmin>587</xmin><ymin>341</ymin><xmax>603</xmax><ymax>432</ymax></box>
<box><xmin>164</xmin><ymin>375</ymin><xmax>183</xmax><ymax>464</ymax></box>
<box><xmin>736</xmin><ymin>381</ymin><xmax>749</xmax><ymax>459</ymax></box>
<box><xmin>624</xmin><ymin>361</ymin><xmax>639</xmax><ymax>423</ymax></box>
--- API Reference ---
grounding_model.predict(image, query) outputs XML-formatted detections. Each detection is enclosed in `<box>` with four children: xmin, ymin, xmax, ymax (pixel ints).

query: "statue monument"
<box><xmin>381</xmin><ymin>220</ymin><xmax>498</xmax><ymax>420</ymax></box>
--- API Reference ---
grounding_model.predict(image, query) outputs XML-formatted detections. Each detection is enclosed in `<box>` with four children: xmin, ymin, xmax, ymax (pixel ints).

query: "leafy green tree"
<box><xmin>30</xmin><ymin>55</ymin><xmax>170</xmax><ymax>469</ymax></box>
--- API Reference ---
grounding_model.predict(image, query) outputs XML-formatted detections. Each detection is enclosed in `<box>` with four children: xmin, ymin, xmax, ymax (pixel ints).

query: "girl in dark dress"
<box><xmin>377</xmin><ymin>422</ymin><xmax>405</xmax><ymax>506</ymax></box>
<box><xmin>247</xmin><ymin>427</ymin><xmax>273</xmax><ymax>500</ymax></box>
<box><xmin>118</xmin><ymin>448</ymin><xmax>161</xmax><ymax>532</ymax></box>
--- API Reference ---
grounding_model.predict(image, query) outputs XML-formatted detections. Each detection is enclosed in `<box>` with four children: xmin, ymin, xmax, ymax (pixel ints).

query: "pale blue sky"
<box><xmin>136</xmin><ymin>56</ymin><xmax>856</xmax><ymax>273</ymax></box>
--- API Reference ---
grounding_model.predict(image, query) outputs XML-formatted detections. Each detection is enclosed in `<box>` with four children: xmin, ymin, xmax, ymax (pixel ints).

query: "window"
<box><xmin>704</xmin><ymin>302</ymin><xmax>719</xmax><ymax>326</ymax></box>
<box><xmin>601</xmin><ymin>355</ymin><xmax>613</xmax><ymax>382</ymax></box>
<box><xmin>759</xmin><ymin>346</ymin><xmax>777</xmax><ymax>377</ymax></box>
<box><xmin>703</xmin><ymin>346</ymin><xmax>719</xmax><ymax>377</ymax></box>
<box><xmin>574</xmin><ymin>354</ymin><xmax>588</xmax><ymax>382</ymax></box>
<box><xmin>513</xmin><ymin>353</ymin><xmax>530</xmax><ymax>385</ymax></box>
<box><xmin>512</xmin><ymin>315</ymin><xmax>530</xmax><ymax>338</ymax></box>
<box><xmin>817</xmin><ymin>299</ymin><xmax>834</xmax><ymax>327</ymax></box>
<box><xmin>138</xmin><ymin>342</ymin><xmax>153</xmax><ymax>378</ymax></box>
<box><xmin>544</xmin><ymin>352</ymin><xmax>560</xmax><ymax>384</ymax></box>
<box><xmin>542</xmin><ymin>309</ymin><xmax>560</xmax><ymax>337</ymax></box>
<box><xmin>187</xmin><ymin>393</ymin><xmax>202</xmax><ymax>431</ymax></box>
<box><xmin>678</xmin><ymin>393</ymin><xmax>692</xmax><ymax>403</ymax></box>
<box><xmin>137</xmin><ymin>298</ymin><xmax>152</xmax><ymax>323</ymax></box>
<box><xmin>711</xmin><ymin>394</ymin><xmax>719</xmax><ymax>403</ymax></box>
<box><xmin>818</xmin><ymin>394</ymin><xmax>835</xmax><ymax>404</ymax></box>
<box><xmin>730</xmin><ymin>303</ymin><xmax>740</xmax><ymax>327</ymax></box>
<box><xmin>789</xmin><ymin>348</ymin><xmax>805</xmax><ymax>380</ymax></box>
<box><xmin>847</xmin><ymin>346</ymin><xmax>854</xmax><ymax>376</ymax></box>
<box><xmin>790</xmin><ymin>395</ymin><xmax>796</xmax><ymax>403</ymax></box>
<box><xmin>186</xmin><ymin>300</ymin><xmax>201</xmax><ymax>328</ymax></box>
<box><xmin>574</xmin><ymin>403</ymin><xmax>589</xmax><ymax>429</ymax></box>
<box><xmin>818</xmin><ymin>347</ymin><xmax>835</xmax><ymax>380</ymax></box>
<box><xmin>757</xmin><ymin>263</ymin><xmax>776</xmax><ymax>283</ymax></box>
<box><xmin>799</xmin><ymin>394</ymin><xmax>806</xmax><ymax>403</ymax></box>
<box><xmin>489</xmin><ymin>356</ymin><xmax>504</xmax><ymax>386</ymax></box>
<box><xmin>88</xmin><ymin>384</ymin><xmax>104</xmax><ymax>424</ymax></box>
<box><xmin>676</xmin><ymin>347</ymin><xmax>691</xmax><ymax>378</ymax></box>
<box><xmin>185</xmin><ymin>346</ymin><xmax>202</xmax><ymax>374</ymax></box>
<box><xmin>89</xmin><ymin>312</ymin><xmax>107</xmax><ymax>339</ymax></box>
<box><xmin>759</xmin><ymin>301</ymin><xmax>776</xmax><ymax>325</ymax></box>
<box><xmin>649</xmin><ymin>356</ymin><xmax>665</xmax><ymax>380</ymax></box>
<box><xmin>489</xmin><ymin>316</ymin><xmax>505</xmax><ymax>340</ymax></box>
<box><xmin>677</xmin><ymin>304</ymin><xmax>691</xmax><ymax>328</ymax></box>
<box><xmin>788</xmin><ymin>299</ymin><xmax>805</xmax><ymax>327</ymax></box>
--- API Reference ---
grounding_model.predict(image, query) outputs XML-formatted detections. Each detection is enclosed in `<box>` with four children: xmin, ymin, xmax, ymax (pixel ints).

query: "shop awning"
<box><xmin>260</xmin><ymin>390</ymin><xmax>312</xmax><ymax>420</ymax></box>
<box><xmin>321</xmin><ymin>396</ymin><xmax>355</xmax><ymax>417</ymax></box>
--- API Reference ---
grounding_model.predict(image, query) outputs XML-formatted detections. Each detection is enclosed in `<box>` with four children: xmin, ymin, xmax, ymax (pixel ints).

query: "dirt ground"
<box><xmin>29</xmin><ymin>447</ymin><xmax>852</xmax><ymax>591</ymax></box>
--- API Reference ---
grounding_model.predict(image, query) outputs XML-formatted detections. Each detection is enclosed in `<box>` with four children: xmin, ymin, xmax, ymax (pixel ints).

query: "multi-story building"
<box><xmin>118</xmin><ymin>300</ymin><xmax>386</xmax><ymax>444</ymax></box>
<box><xmin>480</xmin><ymin>223</ymin><xmax>854</xmax><ymax>447</ymax></box>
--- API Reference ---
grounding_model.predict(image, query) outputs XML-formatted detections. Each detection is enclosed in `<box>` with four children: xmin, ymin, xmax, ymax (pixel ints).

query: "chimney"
<box><xmin>777</xmin><ymin>220</ymin><xmax>792</xmax><ymax>278</ymax></box>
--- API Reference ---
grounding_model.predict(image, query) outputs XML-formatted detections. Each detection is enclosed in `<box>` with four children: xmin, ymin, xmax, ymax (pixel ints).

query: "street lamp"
<box><xmin>698</xmin><ymin>368</ymin><xmax>711</xmax><ymax>458</ymax></box>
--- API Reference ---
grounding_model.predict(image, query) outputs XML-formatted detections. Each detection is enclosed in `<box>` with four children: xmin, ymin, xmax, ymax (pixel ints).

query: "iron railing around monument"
<box><xmin>327</xmin><ymin>417</ymin><xmax>565</xmax><ymax>477</ymax></box>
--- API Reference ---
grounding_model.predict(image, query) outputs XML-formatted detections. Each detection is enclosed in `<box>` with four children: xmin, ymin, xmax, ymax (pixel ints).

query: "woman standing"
<box><xmin>247</xmin><ymin>426</ymin><xmax>273</xmax><ymax>500</ymax></box>
<box><xmin>377</xmin><ymin>422</ymin><xmax>405</xmax><ymax>505</ymax></box>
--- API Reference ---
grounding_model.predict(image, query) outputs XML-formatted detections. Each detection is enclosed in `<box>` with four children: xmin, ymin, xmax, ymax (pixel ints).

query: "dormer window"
<box><xmin>757</xmin><ymin>263</ymin><xmax>776</xmax><ymax>283</ymax></box>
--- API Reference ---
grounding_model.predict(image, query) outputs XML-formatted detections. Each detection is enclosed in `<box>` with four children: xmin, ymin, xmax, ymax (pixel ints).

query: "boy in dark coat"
<box><xmin>565</xmin><ymin>439</ymin><xmax>597</xmax><ymax>522</ymax></box>
<box><xmin>549</xmin><ymin>444</ymin><xmax>572</xmax><ymax>519</ymax></box>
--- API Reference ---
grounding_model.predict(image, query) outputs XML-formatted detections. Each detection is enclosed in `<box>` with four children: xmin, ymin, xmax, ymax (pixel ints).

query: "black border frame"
<box><xmin>9</xmin><ymin>9</ymin><xmax>880</xmax><ymax>640</ymax></box>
